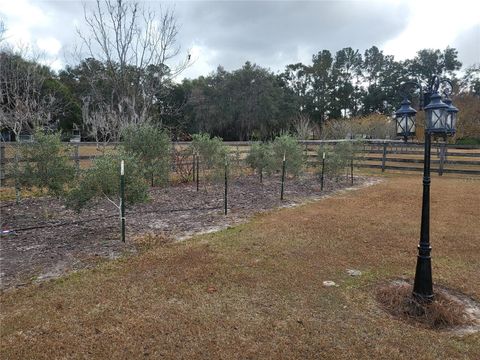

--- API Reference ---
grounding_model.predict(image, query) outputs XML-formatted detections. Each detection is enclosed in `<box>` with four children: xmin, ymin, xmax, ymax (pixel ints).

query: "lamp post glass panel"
<box><xmin>424</xmin><ymin>92</ymin><xmax>449</xmax><ymax>134</ymax></box>
<box><xmin>395</xmin><ymin>77</ymin><xmax>458</xmax><ymax>302</ymax></box>
<box><xmin>395</xmin><ymin>98</ymin><xmax>417</xmax><ymax>141</ymax></box>
<box><xmin>444</xmin><ymin>98</ymin><xmax>459</xmax><ymax>136</ymax></box>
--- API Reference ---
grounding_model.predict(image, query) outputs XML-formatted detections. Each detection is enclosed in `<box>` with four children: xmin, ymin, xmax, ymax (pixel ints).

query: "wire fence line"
<box><xmin>3</xmin><ymin>205</ymin><xmax>224</xmax><ymax>233</ymax></box>
<box><xmin>1</xmin><ymin>139</ymin><xmax>479</xmax><ymax>184</ymax></box>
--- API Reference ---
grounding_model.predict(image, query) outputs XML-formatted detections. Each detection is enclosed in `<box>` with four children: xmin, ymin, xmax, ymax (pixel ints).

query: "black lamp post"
<box><xmin>394</xmin><ymin>76</ymin><xmax>459</xmax><ymax>302</ymax></box>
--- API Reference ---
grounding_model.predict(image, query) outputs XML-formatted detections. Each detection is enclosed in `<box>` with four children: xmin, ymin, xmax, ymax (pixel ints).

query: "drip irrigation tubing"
<box><xmin>2</xmin><ymin>205</ymin><xmax>222</xmax><ymax>233</ymax></box>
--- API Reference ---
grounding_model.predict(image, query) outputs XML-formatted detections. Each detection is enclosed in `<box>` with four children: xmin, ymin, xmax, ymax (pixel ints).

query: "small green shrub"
<box><xmin>318</xmin><ymin>141</ymin><xmax>360</xmax><ymax>181</ymax></box>
<box><xmin>268</xmin><ymin>133</ymin><xmax>304</xmax><ymax>176</ymax></box>
<box><xmin>246</xmin><ymin>142</ymin><xmax>272</xmax><ymax>182</ymax></box>
<box><xmin>455</xmin><ymin>138</ymin><xmax>480</xmax><ymax>145</ymax></box>
<box><xmin>67</xmin><ymin>153</ymin><xmax>148</xmax><ymax>211</ymax></box>
<box><xmin>190</xmin><ymin>133</ymin><xmax>227</xmax><ymax>168</ymax></box>
<box><xmin>122</xmin><ymin>124</ymin><xmax>172</xmax><ymax>187</ymax></box>
<box><xmin>190</xmin><ymin>133</ymin><xmax>228</xmax><ymax>181</ymax></box>
<box><xmin>15</xmin><ymin>130</ymin><xmax>75</xmax><ymax>197</ymax></box>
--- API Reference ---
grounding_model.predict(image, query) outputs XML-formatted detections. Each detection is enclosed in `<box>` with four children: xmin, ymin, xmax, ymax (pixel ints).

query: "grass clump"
<box><xmin>376</xmin><ymin>281</ymin><xmax>472</xmax><ymax>330</ymax></box>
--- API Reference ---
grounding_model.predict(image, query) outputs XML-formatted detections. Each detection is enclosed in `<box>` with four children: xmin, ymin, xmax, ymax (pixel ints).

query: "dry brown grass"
<box><xmin>0</xmin><ymin>186</ymin><xmax>44</xmax><ymax>201</ymax></box>
<box><xmin>376</xmin><ymin>281</ymin><xmax>472</xmax><ymax>329</ymax></box>
<box><xmin>1</xmin><ymin>175</ymin><xmax>480</xmax><ymax>359</ymax></box>
<box><xmin>131</xmin><ymin>232</ymin><xmax>171</xmax><ymax>250</ymax></box>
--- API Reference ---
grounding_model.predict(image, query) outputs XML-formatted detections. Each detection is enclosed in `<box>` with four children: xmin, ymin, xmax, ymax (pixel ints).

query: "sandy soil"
<box><xmin>0</xmin><ymin>174</ymin><xmax>373</xmax><ymax>289</ymax></box>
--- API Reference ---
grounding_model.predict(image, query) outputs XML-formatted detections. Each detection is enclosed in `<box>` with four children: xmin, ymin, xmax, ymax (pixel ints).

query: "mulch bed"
<box><xmin>0</xmin><ymin>174</ymin><xmax>371</xmax><ymax>290</ymax></box>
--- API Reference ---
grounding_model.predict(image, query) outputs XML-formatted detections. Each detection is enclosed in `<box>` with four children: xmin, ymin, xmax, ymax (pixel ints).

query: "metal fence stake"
<box><xmin>192</xmin><ymin>153</ymin><xmax>196</xmax><ymax>182</ymax></box>
<box><xmin>224</xmin><ymin>157</ymin><xmax>228</xmax><ymax>215</ymax></box>
<box><xmin>120</xmin><ymin>160</ymin><xmax>126</xmax><ymax>242</ymax></box>
<box><xmin>351</xmin><ymin>155</ymin><xmax>354</xmax><ymax>185</ymax></box>
<box><xmin>196</xmin><ymin>154</ymin><xmax>199</xmax><ymax>192</ymax></box>
<box><xmin>281</xmin><ymin>152</ymin><xmax>286</xmax><ymax>201</ymax></box>
<box><xmin>321</xmin><ymin>152</ymin><xmax>325</xmax><ymax>191</ymax></box>
<box><xmin>74</xmin><ymin>144</ymin><xmax>80</xmax><ymax>174</ymax></box>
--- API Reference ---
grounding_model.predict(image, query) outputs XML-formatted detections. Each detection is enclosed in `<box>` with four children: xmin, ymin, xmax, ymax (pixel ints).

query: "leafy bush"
<box><xmin>268</xmin><ymin>133</ymin><xmax>304</xmax><ymax>176</ymax></box>
<box><xmin>122</xmin><ymin>124</ymin><xmax>171</xmax><ymax>186</ymax></box>
<box><xmin>67</xmin><ymin>153</ymin><xmax>148</xmax><ymax>211</ymax></box>
<box><xmin>190</xmin><ymin>133</ymin><xmax>228</xmax><ymax>181</ymax></box>
<box><xmin>318</xmin><ymin>141</ymin><xmax>360</xmax><ymax>181</ymax></box>
<box><xmin>190</xmin><ymin>133</ymin><xmax>227</xmax><ymax>168</ymax></box>
<box><xmin>16</xmin><ymin>130</ymin><xmax>75</xmax><ymax>196</ymax></box>
<box><xmin>456</xmin><ymin>138</ymin><xmax>480</xmax><ymax>145</ymax></box>
<box><xmin>246</xmin><ymin>142</ymin><xmax>272</xmax><ymax>181</ymax></box>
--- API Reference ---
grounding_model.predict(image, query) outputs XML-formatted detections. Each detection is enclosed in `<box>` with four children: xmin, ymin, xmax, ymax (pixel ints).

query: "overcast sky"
<box><xmin>1</xmin><ymin>0</ymin><xmax>479</xmax><ymax>79</ymax></box>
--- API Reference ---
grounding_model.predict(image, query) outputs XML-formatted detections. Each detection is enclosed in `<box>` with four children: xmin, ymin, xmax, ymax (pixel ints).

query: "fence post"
<box><xmin>381</xmin><ymin>143</ymin><xmax>387</xmax><ymax>172</ymax></box>
<box><xmin>120</xmin><ymin>160</ymin><xmax>126</xmax><ymax>242</ymax></box>
<box><xmin>280</xmin><ymin>152</ymin><xmax>286</xmax><ymax>201</ymax></box>
<box><xmin>224</xmin><ymin>156</ymin><xmax>228</xmax><ymax>215</ymax></box>
<box><xmin>236</xmin><ymin>145</ymin><xmax>240</xmax><ymax>170</ymax></box>
<box><xmin>192</xmin><ymin>153</ymin><xmax>196</xmax><ymax>182</ymax></box>
<box><xmin>74</xmin><ymin>144</ymin><xmax>80</xmax><ymax>174</ymax></box>
<box><xmin>321</xmin><ymin>152</ymin><xmax>325</xmax><ymax>191</ymax></box>
<box><xmin>350</xmin><ymin>155</ymin><xmax>354</xmax><ymax>185</ymax></box>
<box><xmin>0</xmin><ymin>142</ymin><xmax>5</xmax><ymax>186</ymax></box>
<box><xmin>438</xmin><ymin>143</ymin><xmax>446</xmax><ymax>176</ymax></box>
<box><xmin>196</xmin><ymin>154</ymin><xmax>200</xmax><ymax>192</ymax></box>
<box><xmin>14</xmin><ymin>146</ymin><xmax>20</xmax><ymax>204</ymax></box>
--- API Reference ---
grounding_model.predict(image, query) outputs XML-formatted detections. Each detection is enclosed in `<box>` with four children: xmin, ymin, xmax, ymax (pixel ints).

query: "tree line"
<box><xmin>1</xmin><ymin>0</ymin><xmax>479</xmax><ymax>142</ymax></box>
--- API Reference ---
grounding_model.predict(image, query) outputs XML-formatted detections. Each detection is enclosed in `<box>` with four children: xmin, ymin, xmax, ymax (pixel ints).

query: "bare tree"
<box><xmin>458</xmin><ymin>64</ymin><xmax>480</xmax><ymax>95</ymax></box>
<box><xmin>77</xmin><ymin>0</ymin><xmax>191</xmax><ymax>143</ymax></box>
<box><xmin>0</xmin><ymin>19</ymin><xmax>6</xmax><ymax>44</ymax></box>
<box><xmin>293</xmin><ymin>113</ymin><xmax>314</xmax><ymax>140</ymax></box>
<box><xmin>0</xmin><ymin>49</ymin><xmax>56</xmax><ymax>140</ymax></box>
<box><xmin>0</xmin><ymin>47</ymin><xmax>60</xmax><ymax>203</ymax></box>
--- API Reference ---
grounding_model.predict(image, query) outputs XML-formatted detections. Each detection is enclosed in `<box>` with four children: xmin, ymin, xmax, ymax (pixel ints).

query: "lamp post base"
<box><xmin>413</xmin><ymin>247</ymin><xmax>434</xmax><ymax>302</ymax></box>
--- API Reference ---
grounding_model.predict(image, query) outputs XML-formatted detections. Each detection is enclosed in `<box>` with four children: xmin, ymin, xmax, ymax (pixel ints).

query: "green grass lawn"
<box><xmin>1</xmin><ymin>176</ymin><xmax>479</xmax><ymax>359</ymax></box>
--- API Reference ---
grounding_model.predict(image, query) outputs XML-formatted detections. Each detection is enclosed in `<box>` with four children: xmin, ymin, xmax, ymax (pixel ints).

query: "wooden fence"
<box><xmin>1</xmin><ymin>140</ymin><xmax>480</xmax><ymax>184</ymax></box>
<box><xmin>352</xmin><ymin>141</ymin><xmax>480</xmax><ymax>176</ymax></box>
<box><xmin>300</xmin><ymin>140</ymin><xmax>480</xmax><ymax>176</ymax></box>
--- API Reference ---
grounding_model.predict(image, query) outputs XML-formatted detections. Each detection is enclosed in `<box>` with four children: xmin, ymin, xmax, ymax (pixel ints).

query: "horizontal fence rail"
<box><xmin>1</xmin><ymin>139</ymin><xmax>480</xmax><ymax>184</ymax></box>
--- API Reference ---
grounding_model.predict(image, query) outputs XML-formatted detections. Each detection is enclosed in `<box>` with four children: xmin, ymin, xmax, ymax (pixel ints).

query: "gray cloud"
<box><xmin>175</xmin><ymin>0</ymin><xmax>411</xmax><ymax>75</ymax></box>
<box><xmin>453</xmin><ymin>24</ymin><xmax>480</xmax><ymax>68</ymax></box>
<box><xmin>6</xmin><ymin>0</ymin><xmax>462</xmax><ymax>77</ymax></box>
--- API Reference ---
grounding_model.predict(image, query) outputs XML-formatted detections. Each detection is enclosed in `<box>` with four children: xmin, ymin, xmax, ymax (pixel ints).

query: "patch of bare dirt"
<box><xmin>0</xmin><ymin>174</ymin><xmax>375</xmax><ymax>289</ymax></box>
